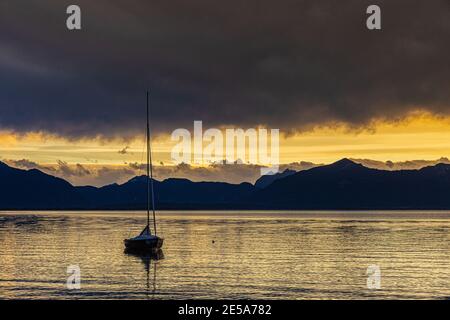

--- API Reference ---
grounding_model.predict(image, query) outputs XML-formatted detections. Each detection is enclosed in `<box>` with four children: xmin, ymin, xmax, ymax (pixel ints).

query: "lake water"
<box><xmin>1</xmin><ymin>210</ymin><xmax>450</xmax><ymax>299</ymax></box>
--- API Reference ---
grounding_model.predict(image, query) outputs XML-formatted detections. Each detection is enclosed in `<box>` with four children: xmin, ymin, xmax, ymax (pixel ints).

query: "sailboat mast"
<box><xmin>146</xmin><ymin>92</ymin><xmax>150</xmax><ymax>229</ymax></box>
<box><xmin>146</xmin><ymin>91</ymin><xmax>157</xmax><ymax>235</ymax></box>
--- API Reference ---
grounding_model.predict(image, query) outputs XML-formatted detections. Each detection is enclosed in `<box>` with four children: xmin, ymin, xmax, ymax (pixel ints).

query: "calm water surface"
<box><xmin>1</xmin><ymin>210</ymin><xmax>450</xmax><ymax>299</ymax></box>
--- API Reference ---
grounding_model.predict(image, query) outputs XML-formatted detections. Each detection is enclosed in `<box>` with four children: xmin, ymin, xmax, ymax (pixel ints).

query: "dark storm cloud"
<box><xmin>0</xmin><ymin>0</ymin><xmax>449</xmax><ymax>138</ymax></box>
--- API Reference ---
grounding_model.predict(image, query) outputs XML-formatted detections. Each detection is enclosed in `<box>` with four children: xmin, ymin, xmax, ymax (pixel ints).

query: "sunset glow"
<box><xmin>2</xmin><ymin>111</ymin><xmax>450</xmax><ymax>167</ymax></box>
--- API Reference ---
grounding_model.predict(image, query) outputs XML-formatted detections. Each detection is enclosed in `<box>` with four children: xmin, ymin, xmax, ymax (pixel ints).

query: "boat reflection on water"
<box><xmin>124</xmin><ymin>248</ymin><xmax>164</xmax><ymax>263</ymax></box>
<box><xmin>124</xmin><ymin>248</ymin><xmax>164</xmax><ymax>295</ymax></box>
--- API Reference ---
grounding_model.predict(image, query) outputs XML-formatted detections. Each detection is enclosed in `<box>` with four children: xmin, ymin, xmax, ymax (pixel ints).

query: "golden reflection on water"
<box><xmin>1</xmin><ymin>211</ymin><xmax>450</xmax><ymax>299</ymax></box>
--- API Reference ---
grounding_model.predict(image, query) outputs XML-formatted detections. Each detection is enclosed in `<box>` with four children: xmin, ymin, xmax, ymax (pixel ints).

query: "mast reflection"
<box><xmin>124</xmin><ymin>249</ymin><xmax>164</xmax><ymax>295</ymax></box>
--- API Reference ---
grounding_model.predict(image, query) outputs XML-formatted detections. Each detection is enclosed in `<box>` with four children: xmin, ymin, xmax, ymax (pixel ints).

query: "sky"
<box><xmin>0</xmin><ymin>0</ymin><xmax>449</xmax><ymax>186</ymax></box>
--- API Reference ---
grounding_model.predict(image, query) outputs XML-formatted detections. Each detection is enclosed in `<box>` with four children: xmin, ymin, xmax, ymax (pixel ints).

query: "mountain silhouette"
<box><xmin>250</xmin><ymin>158</ymin><xmax>450</xmax><ymax>209</ymax></box>
<box><xmin>78</xmin><ymin>176</ymin><xmax>254</xmax><ymax>209</ymax></box>
<box><xmin>0</xmin><ymin>161</ymin><xmax>83</xmax><ymax>209</ymax></box>
<box><xmin>254</xmin><ymin>168</ymin><xmax>296</xmax><ymax>188</ymax></box>
<box><xmin>0</xmin><ymin>161</ymin><xmax>253</xmax><ymax>209</ymax></box>
<box><xmin>3</xmin><ymin>159</ymin><xmax>450</xmax><ymax>209</ymax></box>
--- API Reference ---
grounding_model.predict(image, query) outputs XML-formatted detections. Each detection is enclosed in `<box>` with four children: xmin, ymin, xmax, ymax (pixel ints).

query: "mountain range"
<box><xmin>2</xmin><ymin>158</ymin><xmax>450</xmax><ymax>210</ymax></box>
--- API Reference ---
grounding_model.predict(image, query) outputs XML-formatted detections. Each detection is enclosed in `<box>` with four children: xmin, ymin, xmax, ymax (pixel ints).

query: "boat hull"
<box><xmin>124</xmin><ymin>237</ymin><xmax>164</xmax><ymax>253</ymax></box>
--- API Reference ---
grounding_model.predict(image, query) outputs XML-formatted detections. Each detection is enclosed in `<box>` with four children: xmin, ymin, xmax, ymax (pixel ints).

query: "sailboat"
<box><xmin>124</xmin><ymin>91</ymin><xmax>164</xmax><ymax>253</ymax></box>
